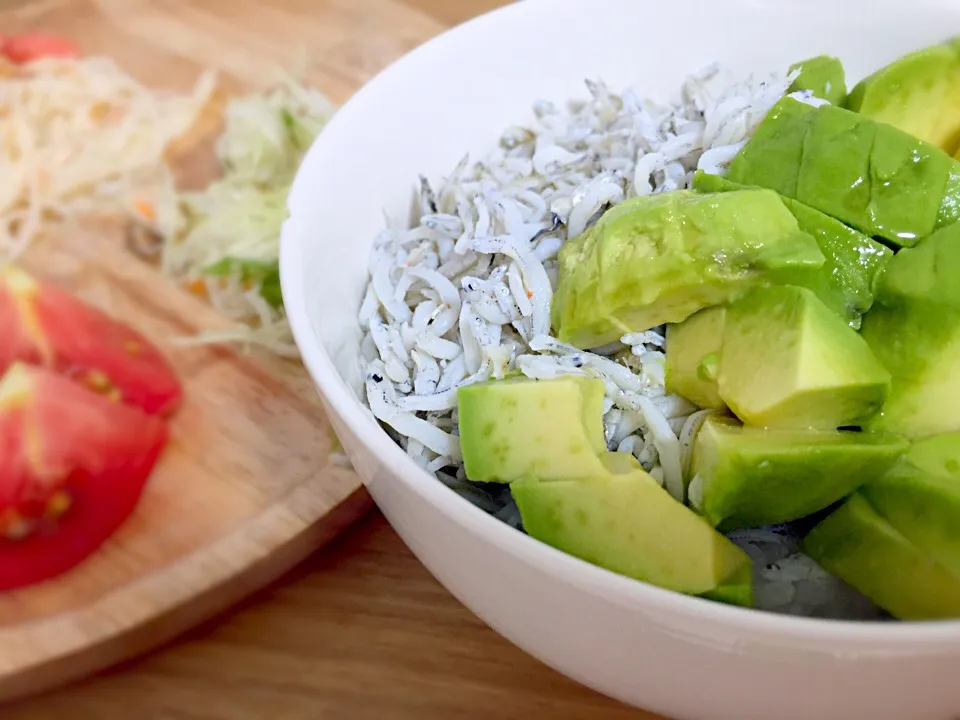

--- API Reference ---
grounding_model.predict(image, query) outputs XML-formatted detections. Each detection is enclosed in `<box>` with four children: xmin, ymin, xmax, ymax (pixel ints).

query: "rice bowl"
<box><xmin>358</xmin><ymin>62</ymin><xmax>900</xmax><ymax>618</ymax></box>
<box><xmin>281</xmin><ymin>1</ymin><xmax>960</xmax><ymax>717</ymax></box>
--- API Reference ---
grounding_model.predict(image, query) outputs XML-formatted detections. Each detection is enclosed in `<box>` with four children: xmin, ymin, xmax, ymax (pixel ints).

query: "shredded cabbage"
<box><xmin>0</xmin><ymin>55</ymin><xmax>216</xmax><ymax>261</ymax></box>
<box><xmin>145</xmin><ymin>75</ymin><xmax>335</xmax><ymax>357</ymax></box>
<box><xmin>0</xmin><ymin>51</ymin><xmax>334</xmax><ymax>358</ymax></box>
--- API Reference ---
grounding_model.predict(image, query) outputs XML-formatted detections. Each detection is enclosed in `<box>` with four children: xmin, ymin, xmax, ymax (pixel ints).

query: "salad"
<box><xmin>0</xmin><ymin>34</ymin><xmax>334</xmax><ymax>358</ymax></box>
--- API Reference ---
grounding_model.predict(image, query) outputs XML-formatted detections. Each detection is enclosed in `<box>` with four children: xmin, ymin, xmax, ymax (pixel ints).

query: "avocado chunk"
<box><xmin>727</xmin><ymin>97</ymin><xmax>815</xmax><ymax>198</ymax></box>
<box><xmin>803</xmin><ymin>492</ymin><xmax>960</xmax><ymax>620</ymax></box>
<box><xmin>727</xmin><ymin>96</ymin><xmax>960</xmax><ymax>247</ymax></box>
<box><xmin>847</xmin><ymin>39</ymin><xmax>960</xmax><ymax>155</ymax></box>
<box><xmin>510</xmin><ymin>457</ymin><xmax>753</xmax><ymax>606</ymax></box>
<box><xmin>894</xmin><ymin>430</ymin><xmax>960</xmax><ymax>479</ymax></box>
<box><xmin>552</xmin><ymin>189</ymin><xmax>825</xmax><ymax>348</ymax></box>
<box><xmin>717</xmin><ymin>285</ymin><xmax>890</xmax><ymax>430</ymax></box>
<box><xmin>860</xmin><ymin>432</ymin><xmax>960</xmax><ymax>577</ymax></box>
<box><xmin>688</xmin><ymin>416</ymin><xmax>908</xmax><ymax>530</ymax></box>
<box><xmin>552</xmin><ymin>217</ymin><xmax>619</xmax><ymax>348</ymax></box>
<box><xmin>664</xmin><ymin>306</ymin><xmax>726</xmax><ymax>410</ymax></box>
<box><xmin>860</xmin><ymin>223</ymin><xmax>960</xmax><ymax>439</ymax></box>
<box><xmin>789</xmin><ymin>55</ymin><xmax>846</xmax><ymax>105</ymax></box>
<box><xmin>699</xmin><ymin>563</ymin><xmax>753</xmax><ymax>608</ymax></box>
<box><xmin>599</xmin><ymin>450</ymin><xmax>644</xmax><ymax>475</ymax></box>
<box><xmin>692</xmin><ymin>170</ymin><xmax>892</xmax><ymax>328</ymax></box>
<box><xmin>457</xmin><ymin>376</ymin><xmax>607</xmax><ymax>482</ymax></box>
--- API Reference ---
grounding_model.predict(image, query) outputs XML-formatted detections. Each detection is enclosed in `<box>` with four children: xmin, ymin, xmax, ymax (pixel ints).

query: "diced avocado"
<box><xmin>860</xmin><ymin>433</ymin><xmax>960</xmax><ymax>577</ymax></box>
<box><xmin>942</xmin><ymin>166</ymin><xmax>960</xmax><ymax>229</ymax></box>
<box><xmin>846</xmin><ymin>39</ymin><xmax>960</xmax><ymax>155</ymax></box>
<box><xmin>699</xmin><ymin>562</ymin><xmax>753</xmax><ymax>608</ymax></box>
<box><xmin>552</xmin><ymin>189</ymin><xmax>825</xmax><ymax>348</ymax></box>
<box><xmin>895</xmin><ymin>431</ymin><xmax>960</xmax><ymax>479</ymax></box>
<box><xmin>780</xmin><ymin>196</ymin><xmax>892</xmax><ymax>328</ymax></box>
<box><xmin>457</xmin><ymin>376</ymin><xmax>607</xmax><ymax>482</ymax></box>
<box><xmin>796</xmin><ymin>100</ymin><xmax>876</xmax><ymax>231</ymax></box>
<box><xmin>552</xmin><ymin>219</ymin><xmax>621</xmax><ymax>348</ymax></box>
<box><xmin>727</xmin><ymin>96</ymin><xmax>960</xmax><ymax>247</ymax></box>
<box><xmin>728</xmin><ymin>97</ymin><xmax>817</xmax><ymax>198</ymax></box>
<box><xmin>789</xmin><ymin>55</ymin><xmax>846</xmax><ymax>105</ymax></box>
<box><xmin>665</xmin><ymin>306</ymin><xmax>726</xmax><ymax>410</ymax></box>
<box><xmin>689</xmin><ymin>415</ymin><xmax>908</xmax><ymax>530</ymax></box>
<box><xmin>692</xmin><ymin>170</ymin><xmax>892</xmax><ymax>328</ymax></box>
<box><xmin>599</xmin><ymin>450</ymin><xmax>644</xmax><ymax>474</ymax></box>
<box><xmin>717</xmin><ymin>285</ymin><xmax>890</xmax><ymax>430</ymax></box>
<box><xmin>865</xmin><ymin>121</ymin><xmax>953</xmax><ymax>246</ymax></box>
<box><xmin>803</xmin><ymin>493</ymin><xmax>960</xmax><ymax>620</ymax></box>
<box><xmin>510</xmin><ymin>463</ymin><xmax>752</xmax><ymax>606</ymax></box>
<box><xmin>860</xmin><ymin>223</ymin><xmax>960</xmax><ymax>439</ymax></box>
<box><xmin>690</xmin><ymin>170</ymin><xmax>741</xmax><ymax>195</ymax></box>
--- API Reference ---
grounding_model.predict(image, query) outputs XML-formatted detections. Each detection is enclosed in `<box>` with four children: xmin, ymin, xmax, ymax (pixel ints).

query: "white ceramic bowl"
<box><xmin>280</xmin><ymin>1</ymin><xmax>960</xmax><ymax>717</ymax></box>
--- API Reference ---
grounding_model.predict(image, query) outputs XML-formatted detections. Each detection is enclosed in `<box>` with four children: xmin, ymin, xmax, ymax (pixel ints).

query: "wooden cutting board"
<box><xmin>0</xmin><ymin>0</ymin><xmax>436</xmax><ymax>703</ymax></box>
<box><xmin>0</xmin><ymin>221</ymin><xmax>373</xmax><ymax>703</ymax></box>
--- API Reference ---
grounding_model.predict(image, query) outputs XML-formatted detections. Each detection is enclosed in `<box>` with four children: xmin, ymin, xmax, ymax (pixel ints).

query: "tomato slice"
<box><xmin>1</xmin><ymin>34</ymin><xmax>79</xmax><ymax>64</ymax></box>
<box><xmin>0</xmin><ymin>267</ymin><xmax>183</xmax><ymax>416</ymax></box>
<box><xmin>0</xmin><ymin>363</ymin><xmax>167</xmax><ymax>590</ymax></box>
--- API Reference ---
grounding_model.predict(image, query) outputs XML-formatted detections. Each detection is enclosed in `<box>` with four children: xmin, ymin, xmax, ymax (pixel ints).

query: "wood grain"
<box><xmin>0</xmin><ymin>216</ymin><xmax>372</xmax><ymax>700</ymax></box>
<box><xmin>8</xmin><ymin>516</ymin><xmax>647</xmax><ymax>720</ymax></box>
<box><xmin>0</xmin><ymin>0</ymin><xmax>660</xmax><ymax>717</ymax></box>
<box><xmin>0</xmin><ymin>0</ymin><xmax>388</xmax><ymax>704</ymax></box>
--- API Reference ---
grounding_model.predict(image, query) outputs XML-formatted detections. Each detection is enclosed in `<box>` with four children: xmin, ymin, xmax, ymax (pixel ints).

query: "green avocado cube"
<box><xmin>717</xmin><ymin>285</ymin><xmax>890</xmax><ymax>430</ymax></box>
<box><xmin>862</xmin><ymin>432</ymin><xmax>960</xmax><ymax>577</ymax></box>
<box><xmin>728</xmin><ymin>97</ymin><xmax>817</xmax><ymax>198</ymax></box>
<box><xmin>552</xmin><ymin>189</ymin><xmax>825</xmax><ymax>349</ymax></box>
<box><xmin>689</xmin><ymin>416</ymin><xmax>908</xmax><ymax>530</ymax></box>
<box><xmin>699</xmin><ymin>562</ymin><xmax>753</xmax><ymax>608</ymax></box>
<box><xmin>664</xmin><ymin>306</ymin><xmax>726</xmax><ymax>410</ymax></box>
<box><xmin>510</xmin><ymin>457</ymin><xmax>752</xmax><ymax>606</ymax></box>
<box><xmin>795</xmin><ymin>105</ymin><xmax>876</xmax><ymax>234</ymax></box>
<box><xmin>860</xmin><ymin>223</ymin><xmax>960</xmax><ymax>439</ymax></box>
<box><xmin>789</xmin><ymin>54</ymin><xmax>847</xmax><ymax>105</ymax></box>
<box><xmin>692</xmin><ymin>170</ymin><xmax>892</xmax><ymax>328</ymax></box>
<box><xmin>782</xmin><ymin>194</ymin><xmax>892</xmax><ymax>328</ymax></box>
<box><xmin>846</xmin><ymin>38</ymin><xmax>960</xmax><ymax>155</ymax></box>
<box><xmin>728</xmin><ymin>96</ymin><xmax>960</xmax><ymax>247</ymax></box>
<box><xmin>551</xmin><ymin>214</ymin><xmax>621</xmax><ymax>348</ymax></box>
<box><xmin>938</xmin><ymin>166</ymin><xmax>960</xmax><ymax>228</ymax></box>
<box><xmin>457</xmin><ymin>376</ymin><xmax>607</xmax><ymax>483</ymax></box>
<box><xmin>803</xmin><ymin>493</ymin><xmax>960</xmax><ymax>620</ymax></box>
<box><xmin>867</xmin><ymin>122</ymin><xmax>954</xmax><ymax>245</ymax></box>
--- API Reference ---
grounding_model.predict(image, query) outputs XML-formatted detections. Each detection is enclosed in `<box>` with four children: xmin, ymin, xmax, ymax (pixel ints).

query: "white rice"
<box><xmin>357</xmin><ymin>65</ymin><xmax>879</xmax><ymax>618</ymax></box>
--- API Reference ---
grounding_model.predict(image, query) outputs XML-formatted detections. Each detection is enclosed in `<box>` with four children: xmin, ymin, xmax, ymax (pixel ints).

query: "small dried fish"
<box><xmin>356</xmin><ymin>64</ymin><xmax>795</xmax><ymax>532</ymax></box>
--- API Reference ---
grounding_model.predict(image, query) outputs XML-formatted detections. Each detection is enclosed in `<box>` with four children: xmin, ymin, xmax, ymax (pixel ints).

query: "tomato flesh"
<box><xmin>0</xmin><ymin>267</ymin><xmax>183</xmax><ymax>416</ymax></box>
<box><xmin>1</xmin><ymin>34</ymin><xmax>79</xmax><ymax>63</ymax></box>
<box><xmin>0</xmin><ymin>363</ymin><xmax>167</xmax><ymax>590</ymax></box>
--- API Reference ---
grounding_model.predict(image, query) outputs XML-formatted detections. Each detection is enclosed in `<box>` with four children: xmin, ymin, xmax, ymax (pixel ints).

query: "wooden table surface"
<box><xmin>1</xmin><ymin>0</ymin><xmax>657</xmax><ymax>717</ymax></box>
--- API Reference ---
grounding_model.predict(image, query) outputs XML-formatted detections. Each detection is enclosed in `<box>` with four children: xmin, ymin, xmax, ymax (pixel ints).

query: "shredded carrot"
<box><xmin>186</xmin><ymin>278</ymin><xmax>207</xmax><ymax>297</ymax></box>
<box><xmin>134</xmin><ymin>198</ymin><xmax>156</xmax><ymax>222</ymax></box>
<box><xmin>526</xmin><ymin>289</ymin><xmax>534</xmax><ymax>299</ymax></box>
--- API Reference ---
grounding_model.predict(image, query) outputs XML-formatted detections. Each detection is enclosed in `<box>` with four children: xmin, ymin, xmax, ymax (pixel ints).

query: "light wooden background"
<box><xmin>1</xmin><ymin>0</ymin><xmax>658</xmax><ymax>717</ymax></box>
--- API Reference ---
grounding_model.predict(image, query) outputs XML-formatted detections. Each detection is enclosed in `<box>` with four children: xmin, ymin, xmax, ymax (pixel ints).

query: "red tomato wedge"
<box><xmin>0</xmin><ymin>267</ymin><xmax>183</xmax><ymax>416</ymax></box>
<box><xmin>0</xmin><ymin>363</ymin><xmax>167</xmax><ymax>590</ymax></box>
<box><xmin>0</xmin><ymin>34</ymin><xmax>79</xmax><ymax>64</ymax></box>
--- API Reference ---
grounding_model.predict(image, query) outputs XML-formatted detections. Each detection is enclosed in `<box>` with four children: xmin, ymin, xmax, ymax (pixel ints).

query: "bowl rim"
<box><xmin>280</xmin><ymin>0</ymin><xmax>960</xmax><ymax>648</ymax></box>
